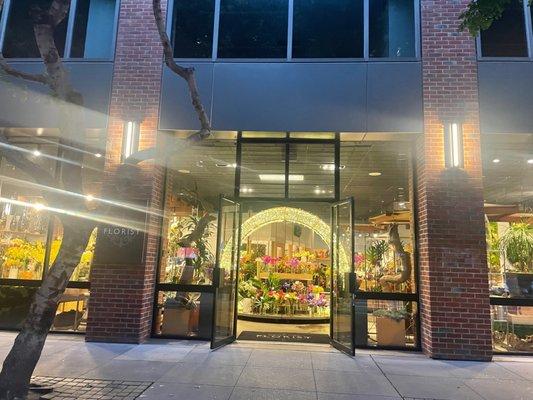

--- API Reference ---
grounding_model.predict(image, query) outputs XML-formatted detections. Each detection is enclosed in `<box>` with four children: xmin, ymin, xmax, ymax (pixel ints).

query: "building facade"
<box><xmin>0</xmin><ymin>0</ymin><xmax>532</xmax><ymax>360</ymax></box>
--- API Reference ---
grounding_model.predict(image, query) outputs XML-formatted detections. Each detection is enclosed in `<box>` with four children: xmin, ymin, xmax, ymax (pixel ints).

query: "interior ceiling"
<box><xmin>481</xmin><ymin>134</ymin><xmax>533</xmax><ymax>209</ymax></box>
<box><xmin>167</xmin><ymin>135</ymin><xmax>412</xmax><ymax>222</ymax></box>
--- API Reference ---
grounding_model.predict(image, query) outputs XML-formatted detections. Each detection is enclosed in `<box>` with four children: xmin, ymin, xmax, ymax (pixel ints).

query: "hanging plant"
<box><xmin>499</xmin><ymin>223</ymin><xmax>533</xmax><ymax>273</ymax></box>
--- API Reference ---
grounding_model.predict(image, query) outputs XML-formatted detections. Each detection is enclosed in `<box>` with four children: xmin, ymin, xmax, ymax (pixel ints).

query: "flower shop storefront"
<box><xmin>153</xmin><ymin>132</ymin><xmax>420</xmax><ymax>353</ymax></box>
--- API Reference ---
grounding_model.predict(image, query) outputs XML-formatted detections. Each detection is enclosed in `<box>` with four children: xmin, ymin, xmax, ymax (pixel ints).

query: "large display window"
<box><xmin>0</xmin><ymin>130</ymin><xmax>104</xmax><ymax>333</ymax></box>
<box><xmin>155</xmin><ymin>132</ymin><xmax>419</xmax><ymax>349</ymax></box>
<box><xmin>483</xmin><ymin>134</ymin><xmax>533</xmax><ymax>353</ymax></box>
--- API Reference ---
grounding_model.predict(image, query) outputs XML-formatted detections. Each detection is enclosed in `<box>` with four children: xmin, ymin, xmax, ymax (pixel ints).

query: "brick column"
<box><xmin>86</xmin><ymin>0</ymin><xmax>167</xmax><ymax>343</ymax></box>
<box><xmin>417</xmin><ymin>0</ymin><xmax>492</xmax><ymax>360</ymax></box>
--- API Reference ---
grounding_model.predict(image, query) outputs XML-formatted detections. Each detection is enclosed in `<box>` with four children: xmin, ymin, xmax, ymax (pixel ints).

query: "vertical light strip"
<box><xmin>0</xmin><ymin>0</ymin><xmax>13</xmax><ymax>53</ymax></box>
<box><xmin>450</xmin><ymin>122</ymin><xmax>460</xmax><ymax>167</ymax></box>
<box><xmin>287</xmin><ymin>0</ymin><xmax>294</xmax><ymax>60</ymax></box>
<box><xmin>123</xmin><ymin>121</ymin><xmax>134</xmax><ymax>159</ymax></box>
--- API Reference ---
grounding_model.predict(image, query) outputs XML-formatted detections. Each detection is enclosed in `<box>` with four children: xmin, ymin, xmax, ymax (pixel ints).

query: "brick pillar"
<box><xmin>417</xmin><ymin>0</ymin><xmax>492</xmax><ymax>360</ymax></box>
<box><xmin>86</xmin><ymin>0</ymin><xmax>167</xmax><ymax>343</ymax></box>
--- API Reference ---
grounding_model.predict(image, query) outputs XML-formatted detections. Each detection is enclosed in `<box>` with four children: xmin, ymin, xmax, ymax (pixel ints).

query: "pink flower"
<box><xmin>288</xmin><ymin>258</ymin><xmax>299</xmax><ymax>268</ymax></box>
<box><xmin>178</xmin><ymin>247</ymin><xmax>198</xmax><ymax>259</ymax></box>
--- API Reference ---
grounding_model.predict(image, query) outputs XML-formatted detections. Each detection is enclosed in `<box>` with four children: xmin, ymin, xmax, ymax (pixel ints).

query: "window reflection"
<box><xmin>341</xmin><ymin>141</ymin><xmax>415</xmax><ymax>293</ymax></box>
<box><xmin>159</xmin><ymin>138</ymin><xmax>236</xmax><ymax>285</ymax></box>
<box><xmin>171</xmin><ymin>0</ymin><xmax>215</xmax><ymax>58</ymax></box>
<box><xmin>218</xmin><ymin>0</ymin><xmax>288</xmax><ymax>58</ymax></box>
<box><xmin>480</xmin><ymin>0</ymin><xmax>528</xmax><ymax>57</ymax></box>
<box><xmin>369</xmin><ymin>0</ymin><xmax>415</xmax><ymax>58</ymax></box>
<box><xmin>0</xmin><ymin>145</ymin><xmax>57</xmax><ymax>280</ymax></box>
<box><xmin>292</xmin><ymin>0</ymin><xmax>364</xmax><ymax>58</ymax></box>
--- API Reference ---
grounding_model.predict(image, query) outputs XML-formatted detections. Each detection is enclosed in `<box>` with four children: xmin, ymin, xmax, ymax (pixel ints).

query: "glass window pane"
<box><xmin>480</xmin><ymin>0</ymin><xmax>528</xmax><ymax>57</ymax></box>
<box><xmin>154</xmin><ymin>291</ymin><xmax>214</xmax><ymax>338</ymax></box>
<box><xmin>159</xmin><ymin>139</ymin><xmax>236</xmax><ymax>284</ymax></box>
<box><xmin>171</xmin><ymin>0</ymin><xmax>214</xmax><ymax>58</ymax></box>
<box><xmin>369</xmin><ymin>0</ymin><xmax>415</xmax><ymax>58</ymax></box>
<box><xmin>292</xmin><ymin>0</ymin><xmax>363</xmax><ymax>58</ymax></box>
<box><xmin>0</xmin><ymin>286</ymin><xmax>38</xmax><ymax>329</ymax></box>
<box><xmin>491</xmin><ymin>305</ymin><xmax>533</xmax><ymax>353</ymax></box>
<box><xmin>51</xmin><ymin>225</ymin><xmax>97</xmax><ymax>282</ymax></box>
<box><xmin>0</xmin><ymin>144</ymin><xmax>58</xmax><ymax>280</ymax></box>
<box><xmin>70</xmin><ymin>0</ymin><xmax>117</xmax><ymax>59</ymax></box>
<box><xmin>482</xmin><ymin>134</ymin><xmax>533</xmax><ymax>300</ymax></box>
<box><xmin>289</xmin><ymin>143</ymin><xmax>335</xmax><ymax>198</ymax></box>
<box><xmin>240</xmin><ymin>142</ymin><xmax>286</xmax><ymax>197</ymax></box>
<box><xmin>218</xmin><ymin>0</ymin><xmax>288</xmax><ymax>58</ymax></box>
<box><xmin>52</xmin><ymin>288</ymin><xmax>90</xmax><ymax>332</ymax></box>
<box><xmin>355</xmin><ymin>299</ymin><xmax>418</xmax><ymax>348</ymax></box>
<box><xmin>3</xmin><ymin>0</ymin><xmax>68</xmax><ymax>58</ymax></box>
<box><xmin>341</xmin><ymin>141</ymin><xmax>415</xmax><ymax>294</ymax></box>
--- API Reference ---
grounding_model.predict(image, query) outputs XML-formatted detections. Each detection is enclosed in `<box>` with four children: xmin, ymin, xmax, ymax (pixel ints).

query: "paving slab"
<box><xmin>387</xmin><ymin>374</ymin><xmax>484</xmax><ymax>400</ymax></box>
<box><xmin>138</xmin><ymin>383</ymin><xmax>233</xmax><ymax>400</ymax></box>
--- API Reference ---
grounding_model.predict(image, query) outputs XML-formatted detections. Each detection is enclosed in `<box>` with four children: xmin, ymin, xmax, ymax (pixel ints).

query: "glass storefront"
<box><xmin>0</xmin><ymin>131</ymin><xmax>103</xmax><ymax>333</ymax></box>
<box><xmin>155</xmin><ymin>132</ymin><xmax>419</xmax><ymax>349</ymax></box>
<box><xmin>482</xmin><ymin>133</ymin><xmax>533</xmax><ymax>353</ymax></box>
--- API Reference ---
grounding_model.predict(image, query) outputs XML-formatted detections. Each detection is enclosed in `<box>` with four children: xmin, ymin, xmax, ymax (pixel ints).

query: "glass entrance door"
<box><xmin>330</xmin><ymin>198</ymin><xmax>355</xmax><ymax>355</ymax></box>
<box><xmin>211</xmin><ymin>197</ymin><xmax>241</xmax><ymax>350</ymax></box>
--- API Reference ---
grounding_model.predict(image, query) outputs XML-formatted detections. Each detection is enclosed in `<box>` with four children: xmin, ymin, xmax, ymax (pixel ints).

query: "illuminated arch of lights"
<box><xmin>220</xmin><ymin>206</ymin><xmax>349</xmax><ymax>272</ymax></box>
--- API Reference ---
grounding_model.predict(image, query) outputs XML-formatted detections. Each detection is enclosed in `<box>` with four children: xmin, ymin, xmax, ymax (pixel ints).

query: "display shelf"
<box><xmin>238</xmin><ymin>312</ymin><xmax>329</xmax><ymax>324</ymax></box>
<box><xmin>257</xmin><ymin>272</ymin><xmax>313</xmax><ymax>281</ymax></box>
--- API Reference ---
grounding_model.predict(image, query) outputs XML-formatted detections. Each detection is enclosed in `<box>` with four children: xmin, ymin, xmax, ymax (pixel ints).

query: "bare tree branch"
<box><xmin>152</xmin><ymin>0</ymin><xmax>211</xmax><ymax>140</ymax></box>
<box><xmin>0</xmin><ymin>53</ymin><xmax>49</xmax><ymax>84</ymax></box>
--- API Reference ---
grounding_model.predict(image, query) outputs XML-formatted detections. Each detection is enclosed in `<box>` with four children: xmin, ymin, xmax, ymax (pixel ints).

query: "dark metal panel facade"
<box><xmin>366</xmin><ymin>62</ymin><xmax>423</xmax><ymax>133</ymax></box>
<box><xmin>0</xmin><ymin>62</ymin><xmax>113</xmax><ymax>129</ymax></box>
<box><xmin>478</xmin><ymin>62</ymin><xmax>533</xmax><ymax>134</ymax></box>
<box><xmin>159</xmin><ymin>62</ymin><xmax>423</xmax><ymax>133</ymax></box>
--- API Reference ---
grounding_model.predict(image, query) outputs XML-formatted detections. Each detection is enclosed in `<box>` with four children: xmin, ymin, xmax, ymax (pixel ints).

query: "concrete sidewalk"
<box><xmin>0</xmin><ymin>332</ymin><xmax>532</xmax><ymax>400</ymax></box>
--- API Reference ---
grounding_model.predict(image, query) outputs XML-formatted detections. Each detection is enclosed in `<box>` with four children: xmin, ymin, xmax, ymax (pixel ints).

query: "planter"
<box><xmin>162</xmin><ymin>306</ymin><xmax>192</xmax><ymax>336</ymax></box>
<box><xmin>376</xmin><ymin>317</ymin><xmax>406</xmax><ymax>347</ymax></box>
<box><xmin>505</xmin><ymin>273</ymin><xmax>533</xmax><ymax>298</ymax></box>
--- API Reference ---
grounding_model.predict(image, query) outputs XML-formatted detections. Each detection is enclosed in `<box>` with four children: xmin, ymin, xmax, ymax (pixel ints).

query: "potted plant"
<box><xmin>500</xmin><ymin>223</ymin><xmax>533</xmax><ymax>297</ymax></box>
<box><xmin>373</xmin><ymin>307</ymin><xmax>410</xmax><ymax>346</ymax></box>
<box><xmin>161</xmin><ymin>292</ymin><xmax>200</xmax><ymax>336</ymax></box>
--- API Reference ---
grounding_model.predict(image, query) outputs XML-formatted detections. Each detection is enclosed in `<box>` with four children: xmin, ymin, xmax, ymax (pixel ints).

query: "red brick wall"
<box><xmin>86</xmin><ymin>0</ymin><xmax>167</xmax><ymax>343</ymax></box>
<box><xmin>417</xmin><ymin>0</ymin><xmax>492</xmax><ymax>360</ymax></box>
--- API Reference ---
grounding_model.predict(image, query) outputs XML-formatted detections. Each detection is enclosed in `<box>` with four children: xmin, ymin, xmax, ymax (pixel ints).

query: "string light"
<box><xmin>220</xmin><ymin>206</ymin><xmax>350</xmax><ymax>271</ymax></box>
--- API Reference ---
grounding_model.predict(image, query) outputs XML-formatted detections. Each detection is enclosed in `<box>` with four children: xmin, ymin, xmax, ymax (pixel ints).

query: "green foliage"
<box><xmin>366</xmin><ymin>240</ymin><xmax>389</xmax><ymax>266</ymax></box>
<box><xmin>486</xmin><ymin>221</ymin><xmax>501</xmax><ymax>272</ymax></box>
<box><xmin>499</xmin><ymin>223</ymin><xmax>533</xmax><ymax>272</ymax></box>
<box><xmin>460</xmin><ymin>0</ymin><xmax>533</xmax><ymax>36</ymax></box>
<box><xmin>265</xmin><ymin>273</ymin><xmax>281</xmax><ymax>291</ymax></box>
<box><xmin>373</xmin><ymin>307</ymin><xmax>410</xmax><ymax>321</ymax></box>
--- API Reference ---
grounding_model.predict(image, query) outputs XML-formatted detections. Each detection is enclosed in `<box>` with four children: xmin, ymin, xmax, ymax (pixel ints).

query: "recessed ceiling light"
<box><xmin>86</xmin><ymin>194</ymin><xmax>94</xmax><ymax>202</ymax></box>
<box><xmin>492</xmin><ymin>158</ymin><xmax>500</xmax><ymax>163</ymax></box>
<box><xmin>33</xmin><ymin>150</ymin><xmax>41</xmax><ymax>157</ymax></box>
<box><xmin>178</xmin><ymin>169</ymin><xmax>190</xmax><ymax>174</ymax></box>
<box><xmin>369</xmin><ymin>172</ymin><xmax>382</xmax><ymax>176</ymax></box>
<box><xmin>36</xmin><ymin>128</ymin><xmax>44</xmax><ymax>136</ymax></box>
<box><xmin>528</xmin><ymin>159</ymin><xmax>533</xmax><ymax>164</ymax></box>
<box><xmin>259</xmin><ymin>174</ymin><xmax>304</xmax><ymax>182</ymax></box>
<box><xmin>94</xmin><ymin>153</ymin><xmax>102</xmax><ymax>158</ymax></box>
<box><xmin>241</xmin><ymin>187</ymin><xmax>254</xmax><ymax>193</ymax></box>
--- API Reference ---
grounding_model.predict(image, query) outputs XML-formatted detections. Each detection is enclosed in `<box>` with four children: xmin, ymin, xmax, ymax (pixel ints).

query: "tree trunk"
<box><xmin>0</xmin><ymin>218</ymin><xmax>93</xmax><ymax>400</ymax></box>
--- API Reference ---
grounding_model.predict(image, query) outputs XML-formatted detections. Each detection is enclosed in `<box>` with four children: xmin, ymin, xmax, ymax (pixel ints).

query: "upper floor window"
<box><xmin>0</xmin><ymin>0</ymin><xmax>118</xmax><ymax>59</ymax></box>
<box><xmin>480</xmin><ymin>0</ymin><xmax>529</xmax><ymax>57</ymax></box>
<box><xmin>171</xmin><ymin>0</ymin><xmax>215</xmax><ymax>58</ymax></box>
<box><xmin>369</xmin><ymin>0</ymin><xmax>416</xmax><ymax>58</ymax></box>
<box><xmin>170</xmin><ymin>0</ymin><xmax>419</xmax><ymax>60</ymax></box>
<box><xmin>218</xmin><ymin>0</ymin><xmax>288</xmax><ymax>58</ymax></box>
<box><xmin>292</xmin><ymin>0</ymin><xmax>363</xmax><ymax>58</ymax></box>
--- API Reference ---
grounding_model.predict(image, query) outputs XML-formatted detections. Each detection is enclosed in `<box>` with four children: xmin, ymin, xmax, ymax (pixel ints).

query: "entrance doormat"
<box><xmin>238</xmin><ymin>331</ymin><xmax>330</xmax><ymax>344</ymax></box>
